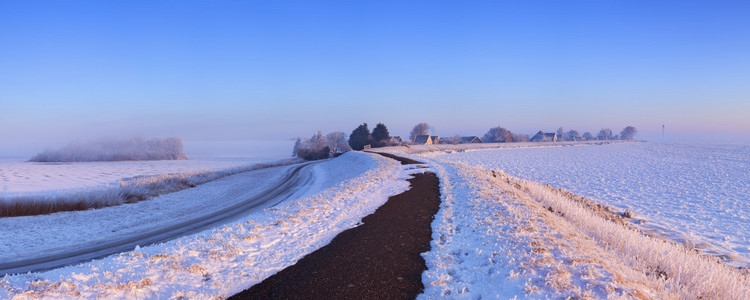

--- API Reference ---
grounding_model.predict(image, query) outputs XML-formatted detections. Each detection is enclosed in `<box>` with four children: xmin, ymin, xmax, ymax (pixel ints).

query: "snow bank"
<box><xmin>0</xmin><ymin>152</ymin><xmax>414</xmax><ymax>298</ymax></box>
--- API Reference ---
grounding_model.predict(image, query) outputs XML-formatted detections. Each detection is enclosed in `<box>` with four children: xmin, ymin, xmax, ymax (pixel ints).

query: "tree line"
<box><xmin>293</xmin><ymin>122</ymin><xmax>639</xmax><ymax>160</ymax></box>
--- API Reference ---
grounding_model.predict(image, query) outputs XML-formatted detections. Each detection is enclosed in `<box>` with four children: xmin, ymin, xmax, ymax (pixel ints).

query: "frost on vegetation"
<box><xmin>504</xmin><ymin>169</ymin><xmax>750</xmax><ymax>299</ymax></box>
<box><xmin>0</xmin><ymin>152</ymin><xmax>409</xmax><ymax>299</ymax></box>
<box><xmin>417</xmin><ymin>156</ymin><xmax>749</xmax><ymax>299</ymax></box>
<box><xmin>30</xmin><ymin>137</ymin><xmax>188</xmax><ymax>162</ymax></box>
<box><xmin>0</xmin><ymin>158</ymin><xmax>301</xmax><ymax>218</ymax></box>
<box><xmin>435</xmin><ymin>142</ymin><xmax>750</xmax><ymax>268</ymax></box>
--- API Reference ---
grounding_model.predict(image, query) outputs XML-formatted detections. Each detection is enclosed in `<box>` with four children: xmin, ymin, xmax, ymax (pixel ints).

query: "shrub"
<box><xmin>30</xmin><ymin>137</ymin><xmax>187</xmax><ymax>162</ymax></box>
<box><xmin>294</xmin><ymin>131</ymin><xmax>346</xmax><ymax>160</ymax></box>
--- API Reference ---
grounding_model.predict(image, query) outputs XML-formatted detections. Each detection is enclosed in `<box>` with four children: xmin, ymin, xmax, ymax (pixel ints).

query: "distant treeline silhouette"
<box><xmin>30</xmin><ymin>137</ymin><xmax>188</xmax><ymax>162</ymax></box>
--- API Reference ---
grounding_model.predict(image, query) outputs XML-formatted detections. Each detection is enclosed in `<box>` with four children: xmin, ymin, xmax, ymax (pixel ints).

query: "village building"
<box><xmin>460</xmin><ymin>136</ymin><xmax>483</xmax><ymax>143</ymax></box>
<box><xmin>530</xmin><ymin>131</ymin><xmax>557</xmax><ymax>142</ymax></box>
<box><xmin>413</xmin><ymin>135</ymin><xmax>432</xmax><ymax>145</ymax></box>
<box><xmin>430</xmin><ymin>136</ymin><xmax>440</xmax><ymax>144</ymax></box>
<box><xmin>503</xmin><ymin>131</ymin><xmax>513</xmax><ymax>143</ymax></box>
<box><xmin>389</xmin><ymin>136</ymin><xmax>403</xmax><ymax>144</ymax></box>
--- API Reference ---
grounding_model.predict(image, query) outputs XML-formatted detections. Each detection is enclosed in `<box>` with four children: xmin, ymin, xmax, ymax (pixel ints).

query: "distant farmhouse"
<box><xmin>414</xmin><ymin>135</ymin><xmax>432</xmax><ymax>145</ymax></box>
<box><xmin>530</xmin><ymin>131</ymin><xmax>557</xmax><ymax>142</ymax></box>
<box><xmin>461</xmin><ymin>136</ymin><xmax>483</xmax><ymax>143</ymax></box>
<box><xmin>390</xmin><ymin>136</ymin><xmax>403</xmax><ymax>144</ymax></box>
<box><xmin>430</xmin><ymin>136</ymin><xmax>440</xmax><ymax>144</ymax></box>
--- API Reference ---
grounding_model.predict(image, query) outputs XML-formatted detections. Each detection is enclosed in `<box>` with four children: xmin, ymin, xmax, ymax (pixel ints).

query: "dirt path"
<box><xmin>231</xmin><ymin>153</ymin><xmax>440</xmax><ymax>299</ymax></box>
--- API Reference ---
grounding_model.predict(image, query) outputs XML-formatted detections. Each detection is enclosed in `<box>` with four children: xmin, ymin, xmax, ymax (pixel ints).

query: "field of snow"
<box><xmin>414</xmin><ymin>153</ymin><xmax>748</xmax><ymax>298</ymax></box>
<box><xmin>430</xmin><ymin>142</ymin><xmax>750</xmax><ymax>267</ymax></box>
<box><xmin>0</xmin><ymin>157</ymin><xmax>283</xmax><ymax>195</ymax></box>
<box><xmin>0</xmin><ymin>152</ymin><xmax>416</xmax><ymax>298</ymax></box>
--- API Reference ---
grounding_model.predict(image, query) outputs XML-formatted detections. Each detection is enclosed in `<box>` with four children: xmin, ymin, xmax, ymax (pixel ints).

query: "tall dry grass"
<box><xmin>492</xmin><ymin>169</ymin><xmax>750</xmax><ymax>299</ymax></box>
<box><xmin>0</xmin><ymin>159</ymin><xmax>301</xmax><ymax>218</ymax></box>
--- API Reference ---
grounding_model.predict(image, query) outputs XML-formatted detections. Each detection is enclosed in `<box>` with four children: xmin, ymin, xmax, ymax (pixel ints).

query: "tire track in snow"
<box><xmin>0</xmin><ymin>162</ymin><xmax>317</xmax><ymax>276</ymax></box>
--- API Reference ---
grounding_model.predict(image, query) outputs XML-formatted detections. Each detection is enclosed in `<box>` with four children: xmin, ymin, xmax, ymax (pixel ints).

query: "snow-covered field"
<box><xmin>0</xmin><ymin>157</ymin><xmax>280</xmax><ymax>194</ymax></box>
<box><xmin>430</xmin><ymin>141</ymin><xmax>750</xmax><ymax>267</ymax></box>
<box><xmin>0</xmin><ymin>152</ymin><xmax>416</xmax><ymax>298</ymax></box>
<box><xmin>414</xmin><ymin>153</ymin><xmax>748</xmax><ymax>298</ymax></box>
<box><xmin>2</xmin><ymin>141</ymin><xmax>748</xmax><ymax>298</ymax></box>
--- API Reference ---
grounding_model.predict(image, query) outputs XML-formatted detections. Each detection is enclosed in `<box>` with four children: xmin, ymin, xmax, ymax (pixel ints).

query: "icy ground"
<box><xmin>0</xmin><ymin>157</ymin><xmax>280</xmax><ymax>194</ymax></box>
<box><xmin>0</xmin><ymin>152</ymin><xmax>415</xmax><ymax>298</ymax></box>
<box><xmin>430</xmin><ymin>141</ymin><xmax>750</xmax><ymax>267</ymax></box>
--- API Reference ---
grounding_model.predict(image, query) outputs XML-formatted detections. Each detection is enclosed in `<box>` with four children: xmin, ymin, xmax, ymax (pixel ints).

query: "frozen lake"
<box><xmin>0</xmin><ymin>140</ymin><xmax>295</xmax><ymax>194</ymax></box>
<box><xmin>434</xmin><ymin>141</ymin><xmax>750</xmax><ymax>267</ymax></box>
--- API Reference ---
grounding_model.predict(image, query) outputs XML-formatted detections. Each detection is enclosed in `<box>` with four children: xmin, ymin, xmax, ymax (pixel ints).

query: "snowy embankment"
<box><xmin>0</xmin><ymin>152</ymin><xmax>411</xmax><ymax>298</ymax></box>
<box><xmin>412</xmin><ymin>155</ymin><xmax>749</xmax><ymax>298</ymax></box>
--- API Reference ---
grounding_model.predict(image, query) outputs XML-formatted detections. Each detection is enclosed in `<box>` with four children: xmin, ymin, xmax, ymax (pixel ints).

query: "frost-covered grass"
<box><xmin>501</xmin><ymin>170</ymin><xmax>750</xmax><ymax>299</ymax></box>
<box><xmin>0</xmin><ymin>152</ymin><xmax>413</xmax><ymax>298</ymax></box>
<box><xmin>416</xmin><ymin>154</ymin><xmax>749</xmax><ymax>298</ymax></box>
<box><xmin>0</xmin><ymin>158</ymin><xmax>301</xmax><ymax>217</ymax></box>
<box><xmin>433</xmin><ymin>141</ymin><xmax>750</xmax><ymax>267</ymax></box>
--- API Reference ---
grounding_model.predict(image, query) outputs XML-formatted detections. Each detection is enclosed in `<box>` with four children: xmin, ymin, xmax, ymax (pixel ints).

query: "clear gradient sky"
<box><xmin>2</xmin><ymin>1</ymin><xmax>749</xmax><ymax>155</ymax></box>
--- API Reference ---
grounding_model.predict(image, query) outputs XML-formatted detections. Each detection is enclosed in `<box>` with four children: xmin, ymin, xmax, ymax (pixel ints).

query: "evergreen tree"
<box><xmin>348</xmin><ymin>123</ymin><xmax>372</xmax><ymax>150</ymax></box>
<box><xmin>371</xmin><ymin>123</ymin><xmax>390</xmax><ymax>142</ymax></box>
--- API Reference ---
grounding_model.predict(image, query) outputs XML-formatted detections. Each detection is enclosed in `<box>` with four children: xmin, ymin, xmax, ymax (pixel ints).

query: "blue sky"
<box><xmin>2</xmin><ymin>1</ymin><xmax>749</xmax><ymax>155</ymax></box>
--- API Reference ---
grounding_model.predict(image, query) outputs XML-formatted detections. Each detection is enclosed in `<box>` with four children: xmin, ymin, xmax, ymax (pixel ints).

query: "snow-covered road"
<box><xmin>0</xmin><ymin>161</ymin><xmax>317</xmax><ymax>275</ymax></box>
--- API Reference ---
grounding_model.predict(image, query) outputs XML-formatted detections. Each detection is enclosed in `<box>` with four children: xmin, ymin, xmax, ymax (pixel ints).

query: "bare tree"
<box><xmin>582</xmin><ymin>132</ymin><xmax>594</xmax><ymax>141</ymax></box>
<box><xmin>409</xmin><ymin>122</ymin><xmax>430</xmax><ymax>141</ymax></box>
<box><xmin>511</xmin><ymin>133</ymin><xmax>530</xmax><ymax>142</ymax></box>
<box><xmin>556</xmin><ymin>127</ymin><xmax>566</xmax><ymax>141</ymax></box>
<box><xmin>440</xmin><ymin>134</ymin><xmax>462</xmax><ymax>144</ymax></box>
<box><xmin>483</xmin><ymin>126</ymin><xmax>510</xmax><ymax>143</ymax></box>
<box><xmin>597</xmin><ymin>128</ymin><xmax>613</xmax><ymax>140</ymax></box>
<box><xmin>308</xmin><ymin>131</ymin><xmax>326</xmax><ymax>150</ymax></box>
<box><xmin>325</xmin><ymin>131</ymin><xmax>349</xmax><ymax>153</ymax></box>
<box><xmin>296</xmin><ymin>130</ymin><xmax>341</xmax><ymax>160</ymax></box>
<box><xmin>566</xmin><ymin>130</ymin><xmax>580</xmax><ymax>141</ymax></box>
<box><xmin>620</xmin><ymin>126</ymin><xmax>638</xmax><ymax>140</ymax></box>
<box><xmin>292</xmin><ymin>137</ymin><xmax>304</xmax><ymax>157</ymax></box>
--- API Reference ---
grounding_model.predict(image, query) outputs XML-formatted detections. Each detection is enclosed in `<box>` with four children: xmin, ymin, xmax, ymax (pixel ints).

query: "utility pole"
<box><xmin>662</xmin><ymin>124</ymin><xmax>665</xmax><ymax>137</ymax></box>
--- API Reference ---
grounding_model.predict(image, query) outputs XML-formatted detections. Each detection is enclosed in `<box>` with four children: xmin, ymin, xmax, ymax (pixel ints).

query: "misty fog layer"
<box><xmin>30</xmin><ymin>137</ymin><xmax>188</xmax><ymax>162</ymax></box>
